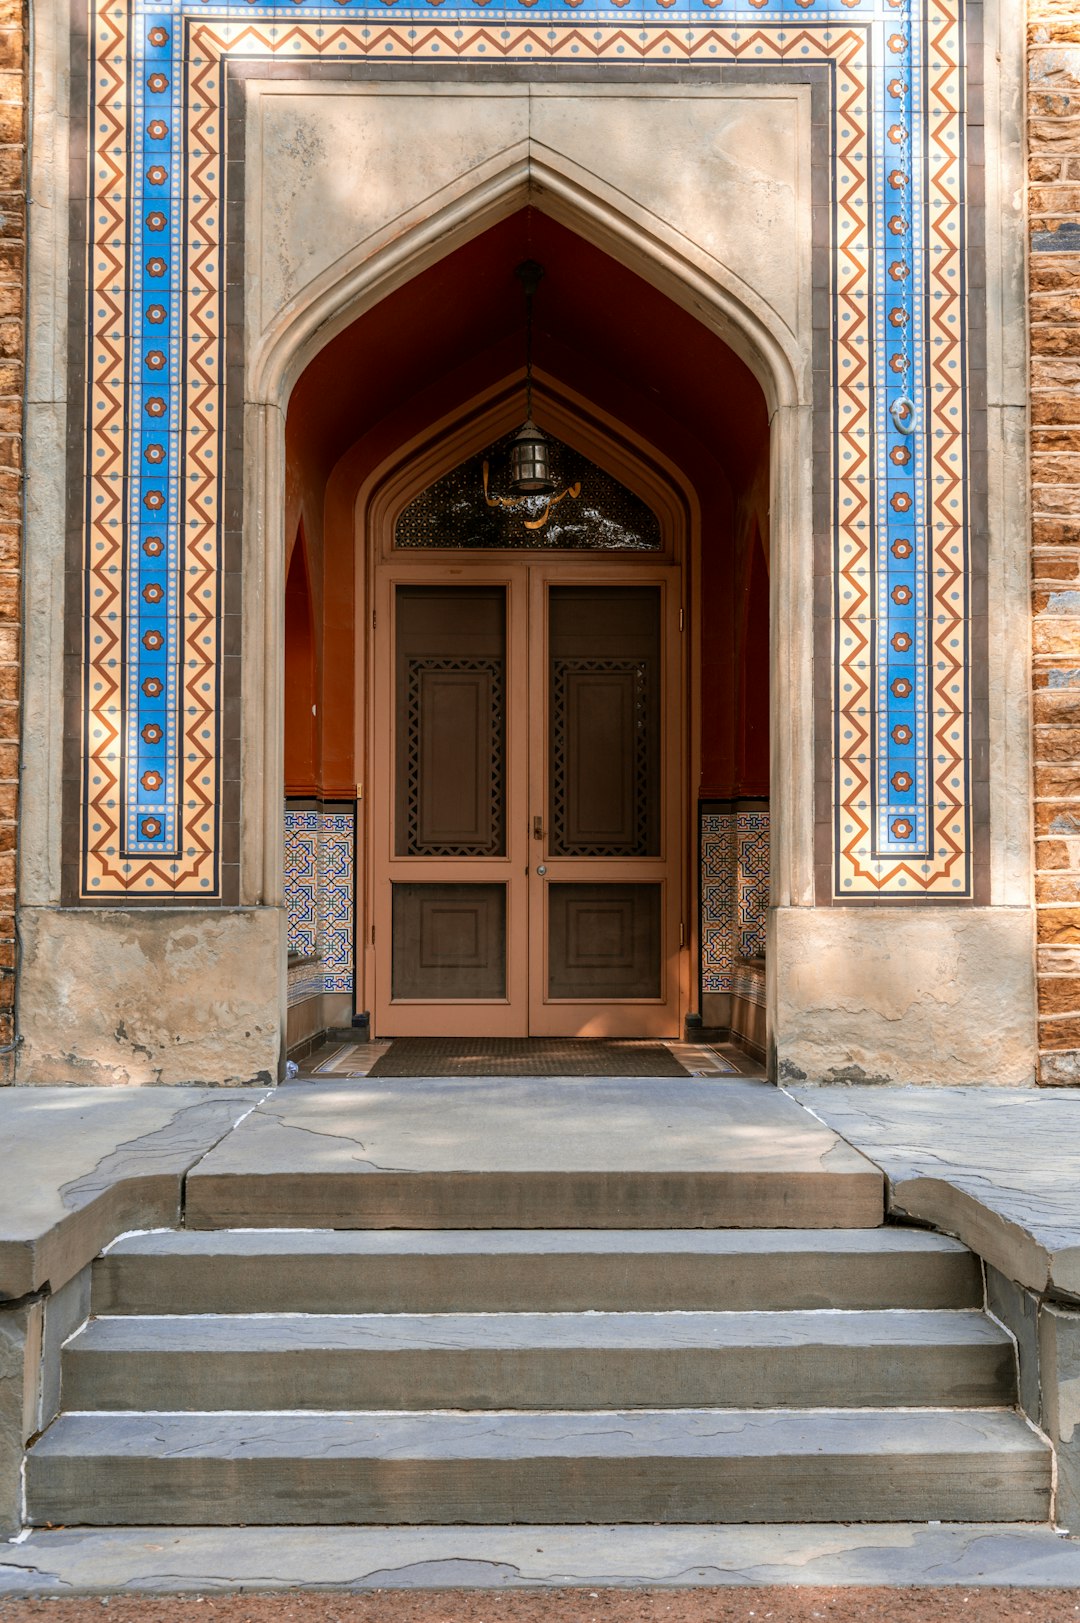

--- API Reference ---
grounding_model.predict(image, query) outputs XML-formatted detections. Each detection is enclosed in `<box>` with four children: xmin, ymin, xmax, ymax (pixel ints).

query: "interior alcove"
<box><xmin>281</xmin><ymin>206</ymin><xmax>771</xmax><ymax>1057</ymax></box>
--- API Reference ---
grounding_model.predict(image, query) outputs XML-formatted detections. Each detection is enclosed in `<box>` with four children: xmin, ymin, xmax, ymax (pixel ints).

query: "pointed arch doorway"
<box><xmin>282</xmin><ymin>207</ymin><xmax>771</xmax><ymax>1059</ymax></box>
<box><xmin>368</xmin><ymin>427</ymin><xmax>685</xmax><ymax>1038</ymax></box>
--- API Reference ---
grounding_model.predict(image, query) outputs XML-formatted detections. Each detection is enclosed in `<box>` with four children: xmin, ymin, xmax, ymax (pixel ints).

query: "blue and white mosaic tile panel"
<box><xmin>701</xmin><ymin>809</ymin><xmax>770</xmax><ymax>995</ymax></box>
<box><xmin>285</xmin><ymin>805</ymin><xmax>355</xmax><ymax>1002</ymax></box>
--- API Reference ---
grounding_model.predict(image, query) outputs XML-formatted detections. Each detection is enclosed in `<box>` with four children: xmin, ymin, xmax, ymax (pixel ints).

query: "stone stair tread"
<box><xmin>62</xmin><ymin>1302</ymin><xmax>1016</xmax><ymax>1410</ymax></box>
<box><xmin>31</xmin><ymin>1405</ymin><xmax>1047</xmax><ymax>1462</ymax></box>
<box><xmin>7</xmin><ymin>1521</ymin><xmax>1080</xmax><ymax>1590</ymax></box>
<box><xmin>27</xmin><ymin>1403</ymin><xmax>1052</xmax><ymax>1524</ymax></box>
<box><xmin>94</xmin><ymin>1224</ymin><xmax>980</xmax><ymax>1314</ymax></box>
<box><xmin>102</xmin><ymin>1227</ymin><xmax>969</xmax><ymax>1258</ymax></box>
<box><xmin>71</xmin><ymin>1307</ymin><xmax>1011</xmax><ymax>1353</ymax></box>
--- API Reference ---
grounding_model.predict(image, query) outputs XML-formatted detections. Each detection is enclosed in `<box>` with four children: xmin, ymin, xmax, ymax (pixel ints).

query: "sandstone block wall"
<box><xmin>1030</xmin><ymin>0</ymin><xmax>1080</xmax><ymax>1082</ymax></box>
<box><xmin>0</xmin><ymin>0</ymin><xmax>21</xmax><ymax>1084</ymax></box>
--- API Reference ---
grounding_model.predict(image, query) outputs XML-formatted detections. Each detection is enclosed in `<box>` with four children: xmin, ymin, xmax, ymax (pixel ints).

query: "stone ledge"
<box><xmin>0</xmin><ymin>1088</ymin><xmax>265</xmax><ymax>1300</ymax></box>
<box><xmin>788</xmin><ymin>1085</ymin><xmax>1080</xmax><ymax>1299</ymax></box>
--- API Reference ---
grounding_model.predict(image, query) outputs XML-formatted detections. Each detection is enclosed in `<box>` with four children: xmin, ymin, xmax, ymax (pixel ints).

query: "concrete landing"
<box><xmin>5</xmin><ymin>1523</ymin><xmax>1080</xmax><ymax>1591</ymax></box>
<box><xmin>0</xmin><ymin>1081</ymin><xmax>879</xmax><ymax>1299</ymax></box>
<box><xmin>184</xmin><ymin>1078</ymin><xmax>883</xmax><ymax>1228</ymax></box>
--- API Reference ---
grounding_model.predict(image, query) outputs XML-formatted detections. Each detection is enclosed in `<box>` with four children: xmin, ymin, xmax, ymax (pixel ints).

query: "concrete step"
<box><xmin>62</xmin><ymin>1309</ymin><xmax>1016</xmax><ymax>1411</ymax></box>
<box><xmin>181</xmin><ymin>1079</ymin><xmax>884</xmax><ymax>1230</ymax></box>
<box><xmin>93</xmin><ymin>1227</ymin><xmax>981</xmax><ymax>1315</ymax></box>
<box><xmin>184</xmin><ymin>1167</ymin><xmax>885</xmax><ymax>1230</ymax></box>
<box><xmin>26</xmin><ymin>1408</ymin><xmax>1051</xmax><ymax>1526</ymax></box>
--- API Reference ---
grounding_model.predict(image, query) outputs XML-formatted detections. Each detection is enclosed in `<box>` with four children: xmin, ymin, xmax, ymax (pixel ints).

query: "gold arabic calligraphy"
<box><xmin>482</xmin><ymin>460</ymin><xmax>582</xmax><ymax>531</ymax></box>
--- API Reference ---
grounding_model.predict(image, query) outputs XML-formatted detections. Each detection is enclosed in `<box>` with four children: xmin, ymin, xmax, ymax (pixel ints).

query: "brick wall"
<box><xmin>1030</xmin><ymin>0</ymin><xmax>1080</xmax><ymax>1083</ymax></box>
<box><xmin>0</xmin><ymin>0</ymin><xmax>21</xmax><ymax>1082</ymax></box>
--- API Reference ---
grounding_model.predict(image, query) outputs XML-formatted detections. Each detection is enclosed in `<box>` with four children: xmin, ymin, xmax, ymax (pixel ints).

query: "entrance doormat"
<box><xmin>367</xmin><ymin>1038</ymin><xmax>696</xmax><ymax>1078</ymax></box>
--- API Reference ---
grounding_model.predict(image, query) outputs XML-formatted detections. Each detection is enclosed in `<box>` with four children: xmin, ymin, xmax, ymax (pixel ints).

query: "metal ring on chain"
<box><xmin>890</xmin><ymin>396</ymin><xmax>916</xmax><ymax>434</ymax></box>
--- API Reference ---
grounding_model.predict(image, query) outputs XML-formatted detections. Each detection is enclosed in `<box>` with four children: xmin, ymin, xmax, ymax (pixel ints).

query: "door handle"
<box><xmin>532</xmin><ymin>816</ymin><xmax>544</xmax><ymax>841</ymax></box>
<box><xmin>536</xmin><ymin>865</ymin><xmax>547</xmax><ymax>877</ymax></box>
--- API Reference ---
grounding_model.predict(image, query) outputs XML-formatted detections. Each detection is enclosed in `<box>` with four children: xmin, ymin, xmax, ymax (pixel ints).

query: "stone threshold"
<box><xmin>3</xmin><ymin>1523</ymin><xmax>1080</xmax><ymax>1593</ymax></box>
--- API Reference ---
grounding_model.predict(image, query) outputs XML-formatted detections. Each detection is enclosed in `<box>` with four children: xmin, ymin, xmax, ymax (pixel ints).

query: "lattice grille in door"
<box><xmin>549</xmin><ymin>657</ymin><xmax>652</xmax><ymax>857</ymax></box>
<box><xmin>394</xmin><ymin>585</ymin><xmax>507</xmax><ymax>860</ymax></box>
<box><xmin>404</xmin><ymin>656</ymin><xmax>504</xmax><ymax>857</ymax></box>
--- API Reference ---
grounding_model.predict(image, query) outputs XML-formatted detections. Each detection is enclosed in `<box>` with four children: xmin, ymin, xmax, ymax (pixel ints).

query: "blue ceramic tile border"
<box><xmin>76</xmin><ymin>0</ymin><xmax>972</xmax><ymax>900</ymax></box>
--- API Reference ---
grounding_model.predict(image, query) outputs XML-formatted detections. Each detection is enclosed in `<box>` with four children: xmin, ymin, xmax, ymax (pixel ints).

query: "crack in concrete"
<box><xmin>175</xmin><ymin>1093</ymin><xmax>275</xmax><ymax>1223</ymax></box>
<box><xmin>224</xmin><ymin>1106</ymin><xmax>416</xmax><ymax>1172</ymax></box>
<box><xmin>0</xmin><ymin>1561</ymin><xmax>70</xmax><ymax>1588</ymax></box>
<box><xmin>259</xmin><ymin>1112</ymin><xmax>371</xmax><ymax>1153</ymax></box>
<box><xmin>60</xmin><ymin>1094</ymin><xmax>270</xmax><ymax>1214</ymax></box>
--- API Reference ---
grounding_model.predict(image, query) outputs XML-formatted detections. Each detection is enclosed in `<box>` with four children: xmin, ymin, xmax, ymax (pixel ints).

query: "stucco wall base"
<box><xmin>15</xmin><ymin>908</ymin><xmax>285</xmax><ymax>1086</ymax></box>
<box><xmin>771</xmin><ymin>907</ymin><xmax>1038</xmax><ymax>1086</ymax></box>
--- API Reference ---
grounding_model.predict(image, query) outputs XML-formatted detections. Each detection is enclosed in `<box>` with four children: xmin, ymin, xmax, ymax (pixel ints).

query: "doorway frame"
<box><xmin>258</xmin><ymin>146</ymin><xmax>808</xmax><ymax>1079</ymax></box>
<box><xmin>355</xmin><ymin>382</ymin><xmax>702</xmax><ymax>1038</ymax></box>
<box><xmin>257</xmin><ymin>131</ymin><xmax>810</xmax><ymax>1077</ymax></box>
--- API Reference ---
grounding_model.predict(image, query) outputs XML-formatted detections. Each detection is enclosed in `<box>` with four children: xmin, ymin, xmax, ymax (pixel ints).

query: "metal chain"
<box><xmin>889</xmin><ymin>0</ymin><xmax>915</xmax><ymax>434</ymax></box>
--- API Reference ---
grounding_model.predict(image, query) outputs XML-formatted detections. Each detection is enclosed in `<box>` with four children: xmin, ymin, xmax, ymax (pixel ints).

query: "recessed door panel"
<box><xmin>392</xmin><ymin>882</ymin><xmax>506</xmax><ymax>1000</ymax></box>
<box><xmin>547</xmin><ymin>882</ymin><xmax>661</xmax><ymax>999</ymax></box>
<box><xmin>549</xmin><ymin>587</ymin><xmax>659</xmax><ymax>857</ymax></box>
<box><xmin>372</xmin><ymin>575</ymin><xmax>525</xmax><ymax>1036</ymax></box>
<box><xmin>529</xmin><ymin>576</ymin><xmax>681</xmax><ymax>1038</ymax></box>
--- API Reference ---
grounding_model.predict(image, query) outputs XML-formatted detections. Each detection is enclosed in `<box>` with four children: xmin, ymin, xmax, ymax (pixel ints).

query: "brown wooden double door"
<box><xmin>370</xmin><ymin>565</ymin><xmax>683</xmax><ymax>1037</ymax></box>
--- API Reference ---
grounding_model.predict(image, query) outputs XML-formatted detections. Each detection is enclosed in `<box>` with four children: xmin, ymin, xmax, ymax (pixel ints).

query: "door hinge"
<box><xmin>679</xmin><ymin>607</ymin><xmax>685</xmax><ymax>631</ymax></box>
<box><xmin>679</xmin><ymin>920</ymin><xmax>686</xmax><ymax>947</ymax></box>
<box><xmin>372</xmin><ymin>608</ymin><xmax>377</xmax><ymax>630</ymax></box>
<box><xmin>370</xmin><ymin>925</ymin><xmax>375</xmax><ymax>946</ymax></box>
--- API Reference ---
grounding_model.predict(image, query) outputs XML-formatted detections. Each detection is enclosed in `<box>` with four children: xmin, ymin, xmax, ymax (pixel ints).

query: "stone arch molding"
<box><xmin>244</xmin><ymin>83</ymin><xmax>816</xmax><ymax>916</ymax></box>
<box><xmin>246</xmin><ymin>86</ymin><xmax>812</xmax><ymax>415</ymax></box>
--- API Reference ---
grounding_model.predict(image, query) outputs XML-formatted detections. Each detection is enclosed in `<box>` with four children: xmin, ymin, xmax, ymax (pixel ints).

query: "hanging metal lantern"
<box><xmin>509</xmin><ymin>419</ymin><xmax>553</xmax><ymax>494</ymax></box>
